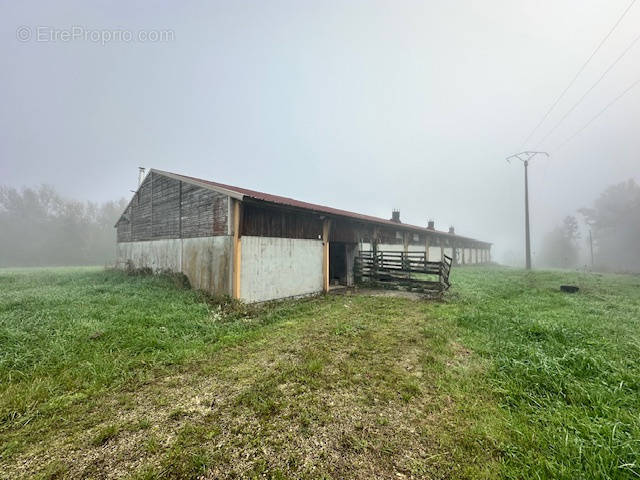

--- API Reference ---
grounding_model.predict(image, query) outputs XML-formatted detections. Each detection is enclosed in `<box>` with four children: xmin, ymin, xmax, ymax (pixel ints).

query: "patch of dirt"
<box><xmin>352</xmin><ymin>288</ymin><xmax>434</xmax><ymax>300</ymax></box>
<box><xmin>446</xmin><ymin>341</ymin><xmax>473</xmax><ymax>367</ymax></box>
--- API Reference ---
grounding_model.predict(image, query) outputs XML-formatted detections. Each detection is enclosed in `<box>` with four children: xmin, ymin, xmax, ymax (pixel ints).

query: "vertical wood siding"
<box><xmin>117</xmin><ymin>172</ymin><xmax>229</xmax><ymax>242</ymax></box>
<box><xmin>241</xmin><ymin>203</ymin><xmax>322</xmax><ymax>239</ymax></box>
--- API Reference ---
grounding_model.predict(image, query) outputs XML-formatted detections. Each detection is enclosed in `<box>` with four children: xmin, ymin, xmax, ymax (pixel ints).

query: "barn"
<box><xmin>115</xmin><ymin>169</ymin><xmax>492</xmax><ymax>302</ymax></box>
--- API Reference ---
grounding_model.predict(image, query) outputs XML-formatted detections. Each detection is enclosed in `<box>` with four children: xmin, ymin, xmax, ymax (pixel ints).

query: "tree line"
<box><xmin>0</xmin><ymin>185</ymin><xmax>127</xmax><ymax>267</ymax></box>
<box><xmin>1</xmin><ymin>180</ymin><xmax>638</xmax><ymax>271</ymax></box>
<box><xmin>538</xmin><ymin>179</ymin><xmax>640</xmax><ymax>272</ymax></box>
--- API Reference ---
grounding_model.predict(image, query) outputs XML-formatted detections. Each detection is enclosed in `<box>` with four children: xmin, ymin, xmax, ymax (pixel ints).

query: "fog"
<box><xmin>1</xmin><ymin>1</ymin><xmax>639</xmax><ymax>268</ymax></box>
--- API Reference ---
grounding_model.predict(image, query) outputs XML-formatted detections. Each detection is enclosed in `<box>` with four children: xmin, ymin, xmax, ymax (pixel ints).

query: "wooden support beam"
<box><xmin>425</xmin><ymin>235</ymin><xmax>430</xmax><ymax>262</ymax></box>
<box><xmin>372</xmin><ymin>226</ymin><xmax>379</xmax><ymax>253</ymax></box>
<box><xmin>232</xmin><ymin>200</ymin><xmax>243</xmax><ymax>299</ymax></box>
<box><xmin>322</xmin><ymin>219</ymin><xmax>332</xmax><ymax>293</ymax></box>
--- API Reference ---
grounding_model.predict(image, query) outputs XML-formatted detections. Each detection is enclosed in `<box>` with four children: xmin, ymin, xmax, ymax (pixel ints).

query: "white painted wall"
<box><xmin>240</xmin><ymin>236</ymin><xmax>323</xmax><ymax>303</ymax></box>
<box><xmin>117</xmin><ymin>239</ymin><xmax>181</xmax><ymax>272</ymax></box>
<box><xmin>116</xmin><ymin>236</ymin><xmax>232</xmax><ymax>295</ymax></box>
<box><xmin>377</xmin><ymin>243</ymin><xmax>404</xmax><ymax>252</ymax></box>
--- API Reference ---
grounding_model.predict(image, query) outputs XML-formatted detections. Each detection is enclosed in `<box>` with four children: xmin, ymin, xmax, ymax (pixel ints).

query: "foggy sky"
<box><xmin>2</xmin><ymin>0</ymin><xmax>639</xmax><ymax>265</ymax></box>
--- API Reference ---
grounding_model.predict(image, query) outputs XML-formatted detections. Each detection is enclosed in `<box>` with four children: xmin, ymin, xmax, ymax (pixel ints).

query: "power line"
<box><xmin>535</xmin><ymin>30</ymin><xmax>640</xmax><ymax>149</ymax></box>
<box><xmin>518</xmin><ymin>0</ymin><xmax>637</xmax><ymax>150</ymax></box>
<box><xmin>553</xmin><ymin>75</ymin><xmax>640</xmax><ymax>151</ymax></box>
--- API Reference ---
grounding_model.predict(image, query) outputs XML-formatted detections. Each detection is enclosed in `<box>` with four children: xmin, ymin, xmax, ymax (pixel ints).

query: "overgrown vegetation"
<box><xmin>1</xmin><ymin>266</ymin><xmax>639</xmax><ymax>479</ymax></box>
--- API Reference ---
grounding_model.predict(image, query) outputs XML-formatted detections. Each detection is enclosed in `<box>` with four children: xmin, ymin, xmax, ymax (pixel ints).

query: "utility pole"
<box><xmin>506</xmin><ymin>151</ymin><xmax>549</xmax><ymax>270</ymax></box>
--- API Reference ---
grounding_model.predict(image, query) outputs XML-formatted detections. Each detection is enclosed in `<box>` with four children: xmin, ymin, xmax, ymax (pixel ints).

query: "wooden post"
<box><xmin>322</xmin><ymin>218</ymin><xmax>331</xmax><ymax>293</ymax></box>
<box><xmin>149</xmin><ymin>172</ymin><xmax>154</xmax><ymax>236</ymax></box>
<box><xmin>440</xmin><ymin>238</ymin><xmax>444</xmax><ymax>262</ymax></box>
<box><xmin>232</xmin><ymin>200</ymin><xmax>243</xmax><ymax>299</ymax></box>
<box><xmin>372</xmin><ymin>226</ymin><xmax>379</xmax><ymax>254</ymax></box>
<box><xmin>403</xmin><ymin>231</ymin><xmax>409</xmax><ymax>255</ymax></box>
<box><xmin>425</xmin><ymin>235</ymin><xmax>430</xmax><ymax>262</ymax></box>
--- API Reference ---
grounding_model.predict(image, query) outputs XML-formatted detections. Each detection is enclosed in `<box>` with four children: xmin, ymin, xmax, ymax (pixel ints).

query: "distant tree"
<box><xmin>579</xmin><ymin>179</ymin><xmax>640</xmax><ymax>272</ymax></box>
<box><xmin>0</xmin><ymin>185</ymin><xmax>127</xmax><ymax>267</ymax></box>
<box><xmin>538</xmin><ymin>215</ymin><xmax>580</xmax><ymax>269</ymax></box>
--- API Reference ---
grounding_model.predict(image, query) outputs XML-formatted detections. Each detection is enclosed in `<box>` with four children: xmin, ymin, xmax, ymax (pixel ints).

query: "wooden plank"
<box><xmin>232</xmin><ymin>200</ymin><xmax>242</xmax><ymax>299</ymax></box>
<box><xmin>322</xmin><ymin>218</ymin><xmax>331</xmax><ymax>293</ymax></box>
<box><xmin>354</xmin><ymin>248</ymin><xmax>452</xmax><ymax>292</ymax></box>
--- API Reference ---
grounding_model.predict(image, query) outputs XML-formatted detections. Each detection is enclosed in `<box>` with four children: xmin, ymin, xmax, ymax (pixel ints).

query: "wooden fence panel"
<box><xmin>354</xmin><ymin>250</ymin><xmax>452</xmax><ymax>293</ymax></box>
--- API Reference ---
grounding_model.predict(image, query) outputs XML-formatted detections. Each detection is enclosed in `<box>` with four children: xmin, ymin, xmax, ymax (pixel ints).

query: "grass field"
<box><xmin>1</xmin><ymin>266</ymin><xmax>639</xmax><ymax>479</ymax></box>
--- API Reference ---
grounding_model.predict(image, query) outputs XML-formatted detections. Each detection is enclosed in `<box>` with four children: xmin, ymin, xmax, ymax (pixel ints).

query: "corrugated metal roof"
<box><xmin>151</xmin><ymin>169</ymin><xmax>491</xmax><ymax>245</ymax></box>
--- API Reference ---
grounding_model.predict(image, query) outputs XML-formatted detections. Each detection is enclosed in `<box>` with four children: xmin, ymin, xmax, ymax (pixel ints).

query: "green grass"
<box><xmin>447</xmin><ymin>268</ymin><xmax>640</xmax><ymax>479</ymax></box>
<box><xmin>1</xmin><ymin>266</ymin><xmax>639</xmax><ymax>479</ymax></box>
<box><xmin>0</xmin><ymin>268</ymin><xmax>261</xmax><ymax>427</ymax></box>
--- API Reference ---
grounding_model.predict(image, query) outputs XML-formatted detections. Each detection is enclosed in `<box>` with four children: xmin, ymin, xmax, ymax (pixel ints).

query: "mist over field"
<box><xmin>1</xmin><ymin>1</ymin><xmax>639</xmax><ymax>269</ymax></box>
<box><xmin>4</xmin><ymin>3</ymin><xmax>640</xmax><ymax>479</ymax></box>
<box><xmin>0</xmin><ymin>185</ymin><xmax>126</xmax><ymax>267</ymax></box>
